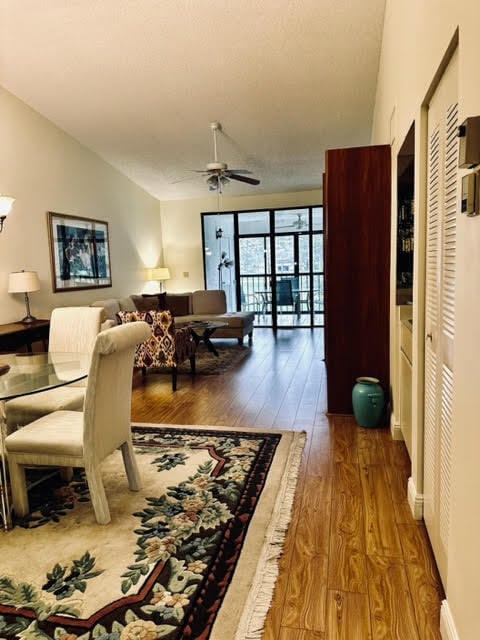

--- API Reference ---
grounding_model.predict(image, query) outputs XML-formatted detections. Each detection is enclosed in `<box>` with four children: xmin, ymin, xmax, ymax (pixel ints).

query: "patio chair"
<box><xmin>276</xmin><ymin>280</ymin><xmax>301</xmax><ymax>318</ymax></box>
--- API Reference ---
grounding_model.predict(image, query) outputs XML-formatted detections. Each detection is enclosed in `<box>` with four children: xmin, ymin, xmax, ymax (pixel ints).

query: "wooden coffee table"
<box><xmin>186</xmin><ymin>321</ymin><xmax>227</xmax><ymax>357</ymax></box>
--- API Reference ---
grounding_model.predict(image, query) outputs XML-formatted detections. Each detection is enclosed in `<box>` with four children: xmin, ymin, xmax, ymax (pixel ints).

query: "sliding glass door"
<box><xmin>202</xmin><ymin>206</ymin><xmax>324</xmax><ymax>328</ymax></box>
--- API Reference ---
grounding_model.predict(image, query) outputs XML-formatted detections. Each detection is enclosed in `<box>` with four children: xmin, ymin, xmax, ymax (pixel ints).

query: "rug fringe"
<box><xmin>234</xmin><ymin>430</ymin><xmax>307</xmax><ymax>640</ymax></box>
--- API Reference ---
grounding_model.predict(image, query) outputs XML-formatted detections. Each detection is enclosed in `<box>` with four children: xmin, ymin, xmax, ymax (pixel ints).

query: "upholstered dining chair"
<box><xmin>5</xmin><ymin>321</ymin><xmax>151</xmax><ymax>524</ymax></box>
<box><xmin>5</xmin><ymin>306</ymin><xmax>105</xmax><ymax>434</ymax></box>
<box><xmin>117</xmin><ymin>309</ymin><xmax>196</xmax><ymax>391</ymax></box>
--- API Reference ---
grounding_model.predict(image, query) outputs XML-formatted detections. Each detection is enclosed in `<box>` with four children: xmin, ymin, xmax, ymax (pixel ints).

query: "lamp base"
<box><xmin>20</xmin><ymin>315</ymin><xmax>37</xmax><ymax>324</ymax></box>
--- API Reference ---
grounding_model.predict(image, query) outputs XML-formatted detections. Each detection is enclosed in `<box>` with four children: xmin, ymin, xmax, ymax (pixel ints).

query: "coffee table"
<box><xmin>185</xmin><ymin>321</ymin><xmax>227</xmax><ymax>357</ymax></box>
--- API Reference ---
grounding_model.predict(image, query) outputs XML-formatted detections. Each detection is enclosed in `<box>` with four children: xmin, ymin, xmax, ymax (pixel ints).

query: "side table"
<box><xmin>0</xmin><ymin>320</ymin><xmax>50</xmax><ymax>354</ymax></box>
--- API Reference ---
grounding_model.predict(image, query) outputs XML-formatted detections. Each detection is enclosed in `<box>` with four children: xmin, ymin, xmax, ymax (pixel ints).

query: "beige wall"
<box><xmin>372</xmin><ymin>2</ymin><xmax>480</xmax><ymax>638</ymax></box>
<box><xmin>0</xmin><ymin>88</ymin><xmax>162</xmax><ymax>324</ymax></box>
<box><xmin>160</xmin><ymin>189</ymin><xmax>322</xmax><ymax>292</ymax></box>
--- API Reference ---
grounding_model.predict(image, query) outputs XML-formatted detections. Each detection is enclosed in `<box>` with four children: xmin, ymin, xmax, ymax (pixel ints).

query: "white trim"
<box><xmin>440</xmin><ymin>600</ymin><xmax>460</xmax><ymax>640</ymax></box>
<box><xmin>407</xmin><ymin>476</ymin><xmax>424</xmax><ymax>520</ymax></box>
<box><xmin>390</xmin><ymin>411</ymin><xmax>404</xmax><ymax>441</ymax></box>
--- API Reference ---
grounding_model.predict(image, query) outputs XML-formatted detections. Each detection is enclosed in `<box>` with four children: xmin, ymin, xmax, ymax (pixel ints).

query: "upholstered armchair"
<box><xmin>117</xmin><ymin>310</ymin><xmax>196</xmax><ymax>391</ymax></box>
<box><xmin>5</xmin><ymin>321</ymin><xmax>151</xmax><ymax>524</ymax></box>
<box><xmin>5</xmin><ymin>306</ymin><xmax>105</xmax><ymax>434</ymax></box>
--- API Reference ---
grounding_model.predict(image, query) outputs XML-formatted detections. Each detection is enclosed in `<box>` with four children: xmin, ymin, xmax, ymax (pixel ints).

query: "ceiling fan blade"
<box><xmin>224</xmin><ymin>169</ymin><xmax>252</xmax><ymax>175</ymax></box>
<box><xmin>227</xmin><ymin>172</ymin><xmax>260</xmax><ymax>185</ymax></box>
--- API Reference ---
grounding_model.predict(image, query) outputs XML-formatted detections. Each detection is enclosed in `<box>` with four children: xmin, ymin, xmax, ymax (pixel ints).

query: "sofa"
<box><xmin>91</xmin><ymin>289</ymin><xmax>254</xmax><ymax>345</ymax></box>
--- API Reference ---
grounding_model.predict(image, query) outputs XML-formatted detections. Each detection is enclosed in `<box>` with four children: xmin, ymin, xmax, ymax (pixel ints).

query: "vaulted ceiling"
<box><xmin>0</xmin><ymin>1</ymin><xmax>386</xmax><ymax>200</ymax></box>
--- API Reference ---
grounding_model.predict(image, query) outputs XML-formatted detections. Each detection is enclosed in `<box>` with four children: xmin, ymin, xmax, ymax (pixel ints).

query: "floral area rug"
<box><xmin>0</xmin><ymin>424</ymin><xmax>305</xmax><ymax>640</ymax></box>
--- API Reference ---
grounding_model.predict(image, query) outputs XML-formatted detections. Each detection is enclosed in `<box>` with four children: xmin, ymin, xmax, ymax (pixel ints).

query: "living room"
<box><xmin>2</xmin><ymin>1</ymin><xmax>480</xmax><ymax>639</ymax></box>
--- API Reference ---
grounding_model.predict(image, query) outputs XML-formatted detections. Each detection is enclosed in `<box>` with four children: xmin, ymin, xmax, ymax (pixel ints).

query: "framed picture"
<box><xmin>47</xmin><ymin>211</ymin><xmax>112</xmax><ymax>292</ymax></box>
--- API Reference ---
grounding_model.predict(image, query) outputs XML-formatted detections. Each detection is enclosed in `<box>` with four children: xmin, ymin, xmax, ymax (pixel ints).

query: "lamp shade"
<box><xmin>0</xmin><ymin>196</ymin><xmax>15</xmax><ymax>216</ymax></box>
<box><xmin>149</xmin><ymin>267</ymin><xmax>170</xmax><ymax>281</ymax></box>
<box><xmin>8</xmin><ymin>270</ymin><xmax>41</xmax><ymax>293</ymax></box>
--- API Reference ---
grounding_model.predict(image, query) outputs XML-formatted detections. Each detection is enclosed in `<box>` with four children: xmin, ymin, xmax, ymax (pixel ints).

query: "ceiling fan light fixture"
<box><xmin>207</xmin><ymin>161</ymin><xmax>227</xmax><ymax>171</ymax></box>
<box><xmin>196</xmin><ymin>121</ymin><xmax>261</xmax><ymax>192</ymax></box>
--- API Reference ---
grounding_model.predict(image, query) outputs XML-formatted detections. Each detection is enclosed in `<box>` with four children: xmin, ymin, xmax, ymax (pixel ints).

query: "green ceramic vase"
<box><xmin>352</xmin><ymin>376</ymin><xmax>385</xmax><ymax>428</ymax></box>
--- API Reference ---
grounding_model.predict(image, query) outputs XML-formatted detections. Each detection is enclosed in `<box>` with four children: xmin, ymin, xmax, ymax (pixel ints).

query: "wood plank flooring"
<box><xmin>130</xmin><ymin>328</ymin><xmax>444</xmax><ymax>639</ymax></box>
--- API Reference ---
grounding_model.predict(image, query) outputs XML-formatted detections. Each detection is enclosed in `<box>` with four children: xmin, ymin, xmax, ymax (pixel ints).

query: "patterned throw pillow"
<box><xmin>117</xmin><ymin>309</ymin><xmax>195</xmax><ymax>371</ymax></box>
<box><xmin>117</xmin><ymin>309</ymin><xmax>176</xmax><ymax>368</ymax></box>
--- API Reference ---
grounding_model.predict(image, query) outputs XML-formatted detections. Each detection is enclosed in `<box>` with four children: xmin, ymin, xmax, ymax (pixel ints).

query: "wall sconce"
<box><xmin>8</xmin><ymin>270</ymin><xmax>40</xmax><ymax>323</ymax></box>
<box><xmin>0</xmin><ymin>195</ymin><xmax>15</xmax><ymax>233</ymax></box>
<box><xmin>148</xmin><ymin>267</ymin><xmax>171</xmax><ymax>292</ymax></box>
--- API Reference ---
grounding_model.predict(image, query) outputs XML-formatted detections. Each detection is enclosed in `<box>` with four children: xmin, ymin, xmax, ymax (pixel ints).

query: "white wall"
<box><xmin>159</xmin><ymin>189</ymin><xmax>322</xmax><ymax>292</ymax></box>
<box><xmin>0</xmin><ymin>88</ymin><xmax>162</xmax><ymax>324</ymax></box>
<box><xmin>371</xmin><ymin>2</ymin><xmax>480</xmax><ymax>638</ymax></box>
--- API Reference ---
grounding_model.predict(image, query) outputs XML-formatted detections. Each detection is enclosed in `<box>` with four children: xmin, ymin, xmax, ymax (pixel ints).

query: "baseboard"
<box><xmin>407</xmin><ymin>476</ymin><xmax>423</xmax><ymax>520</ymax></box>
<box><xmin>440</xmin><ymin>600</ymin><xmax>460</xmax><ymax>640</ymax></box>
<box><xmin>390</xmin><ymin>411</ymin><xmax>404</xmax><ymax>441</ymax></box>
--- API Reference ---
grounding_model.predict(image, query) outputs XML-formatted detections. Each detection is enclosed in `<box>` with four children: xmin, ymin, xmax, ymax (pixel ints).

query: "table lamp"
<box><xmin>8</xmin><ymin>270</ymin><xmax>40</xmax><ymax>323</ymax></box>
<box><xmin>148</xmin><ymin>267</ymin><xmax>170</xmax><ymax>292</ymax></box>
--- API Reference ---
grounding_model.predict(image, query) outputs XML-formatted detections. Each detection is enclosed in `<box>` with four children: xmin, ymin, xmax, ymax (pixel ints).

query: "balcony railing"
<box><xmin>239</xmin><ymin>274</ymin><xmax>324</xmax><ymax>327</ymax></box>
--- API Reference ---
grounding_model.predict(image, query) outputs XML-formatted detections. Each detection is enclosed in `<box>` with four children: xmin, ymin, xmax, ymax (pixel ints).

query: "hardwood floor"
<box><xmin>130</xmin><ymin>328</ymin><xmax>444</xmax><ymax>639</ymax></box>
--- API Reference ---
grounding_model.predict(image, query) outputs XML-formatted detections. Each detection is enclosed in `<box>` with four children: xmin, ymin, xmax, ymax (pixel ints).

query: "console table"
<box><xmin>0</xmin><ymin>320</ymin><xmax>50</xmax><ymax>354</ymax></box>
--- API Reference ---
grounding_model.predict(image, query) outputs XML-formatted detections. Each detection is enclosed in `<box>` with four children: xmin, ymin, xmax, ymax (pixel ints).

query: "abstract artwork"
<box><xmin>47</xmin><ymin>211</ymin><xmax>112</xmax><ymax>291</ymax></box>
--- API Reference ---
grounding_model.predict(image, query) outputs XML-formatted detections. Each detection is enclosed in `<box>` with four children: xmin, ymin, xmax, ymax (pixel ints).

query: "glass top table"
<box><xmin>177</xmin><ymin>321</ymin><xmax>227</xmax><ymax>357</ymax></box>
<box><xmin>0</xmin><ymin>351</ymin><xmax>89</xmax><ymax>530</ymax></box>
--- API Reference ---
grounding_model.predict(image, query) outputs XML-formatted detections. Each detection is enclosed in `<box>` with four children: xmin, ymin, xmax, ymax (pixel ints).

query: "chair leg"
<box><xmin>59</xmin><ymin>467</ymin><xmax>73</xmax><ymax>482</ymax></box>
<box><xmin>172</xmin><ymin>367</ymin><xmax>177</xmax><ymax>391</ymax></box>
<box><xmin>237</xmin><ymin>337</ymin><xmax>244</xmax><ymax>345</ymax></box>
<box><xmin>9</xmin><ymin>459</ymin><xmax>29</xmax><ymax>517</ymax></box>
<box><xmin>84</xmin><ymin>465</ymin><xmax>110</xmax><ymax>524</ymax></box>
<box><xmin>120</xmin><ymin>441</ymin><xmax>142</xmax><ymax>491</ymax></box>
<box><xmin>189</xmin><ymin>355</ymin><xmax>196</xmax><ymax>375</ymax></box>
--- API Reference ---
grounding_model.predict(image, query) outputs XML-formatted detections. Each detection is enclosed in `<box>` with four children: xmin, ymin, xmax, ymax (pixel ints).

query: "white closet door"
<box><xmin>424</xmin><ymin>50</ymin><xmax>458</xmax><ymax>584</ymax></box>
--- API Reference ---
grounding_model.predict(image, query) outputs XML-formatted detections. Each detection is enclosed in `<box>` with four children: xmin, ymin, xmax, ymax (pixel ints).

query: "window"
<box><xmin>202</xmin><ymin>206</ymin><xmax>324</xmax><ymax>328</ymax></box>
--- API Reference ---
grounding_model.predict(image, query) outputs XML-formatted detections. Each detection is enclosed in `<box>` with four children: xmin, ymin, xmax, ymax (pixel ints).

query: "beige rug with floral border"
<box><xmin>0</xmin><ymin>423</ymin><xmax>305</xmax><ymax>640</ymax></box>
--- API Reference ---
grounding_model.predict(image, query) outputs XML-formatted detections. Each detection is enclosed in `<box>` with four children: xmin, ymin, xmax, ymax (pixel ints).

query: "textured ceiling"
<box><xmin>0</xmin><ymin>0</ymin><xmax>386</xmax><ymax>200</ymax></box>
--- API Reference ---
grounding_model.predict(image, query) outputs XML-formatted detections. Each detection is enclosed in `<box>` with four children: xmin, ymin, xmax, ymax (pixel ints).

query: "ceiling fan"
<box><xmin>195</xmin><ymin>122</ymin><xmax>261</xmax><ymax>192</ymax></box>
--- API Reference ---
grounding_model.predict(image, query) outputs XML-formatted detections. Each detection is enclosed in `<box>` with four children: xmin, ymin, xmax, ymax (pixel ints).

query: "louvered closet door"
<box><xmin>424</xmin><ymin>49</ymin><xmax>458</xmax><ymax>584</ymax></box>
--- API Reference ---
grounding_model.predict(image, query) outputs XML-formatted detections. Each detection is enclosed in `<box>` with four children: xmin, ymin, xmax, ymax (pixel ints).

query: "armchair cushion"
<box><xmin>192</xmin><ymin>289</ymin><xmax>226</xmax><ymax>315</ymax></box>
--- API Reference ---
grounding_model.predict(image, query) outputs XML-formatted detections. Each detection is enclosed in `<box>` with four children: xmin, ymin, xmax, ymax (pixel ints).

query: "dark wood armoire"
<box><xmin>324</xmin><ymin>144</ymin><xmax>391</xmax><ymax>414</ymax></box>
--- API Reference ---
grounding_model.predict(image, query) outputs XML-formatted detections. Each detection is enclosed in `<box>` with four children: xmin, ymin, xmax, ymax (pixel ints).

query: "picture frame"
<box><xmin>47</xmin><ymin>211</ymin><xmax>112</xmax><ymax>292</ymax></box>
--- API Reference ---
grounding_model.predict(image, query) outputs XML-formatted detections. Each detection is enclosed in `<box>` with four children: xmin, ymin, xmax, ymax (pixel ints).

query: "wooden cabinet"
<box><xmin>324</xmin><ymin>145</ymin><xmax>391</xmax><ymax>414</ymax></box>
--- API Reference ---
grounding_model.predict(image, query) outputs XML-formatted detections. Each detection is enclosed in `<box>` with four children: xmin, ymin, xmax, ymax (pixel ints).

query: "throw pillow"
<box><xmin>165</xmin><ymin>294</ymin><xmax>190</xmax><ymax>317</ymax></box>
<box><xmin>141</xmin><ymin>292</ymin><xmax>168</xmax><ymax>309</ymax></box>
<box><xmin>132</xmin><ymin>294</ymin><xmax>160</xmax><ymax>312</ymax></box>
